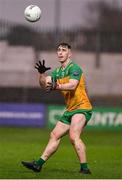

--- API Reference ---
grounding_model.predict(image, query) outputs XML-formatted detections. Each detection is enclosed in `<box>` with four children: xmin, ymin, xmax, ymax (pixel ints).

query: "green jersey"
<box><xmin>51</xmin><ymin>61</ymin><xmax>92</xmax><ymax>111</ymax></box>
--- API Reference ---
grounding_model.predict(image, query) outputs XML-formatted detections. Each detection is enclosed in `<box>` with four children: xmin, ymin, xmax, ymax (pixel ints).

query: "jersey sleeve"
<box><xmin>51</xmin><ymin>69</ymin><xmax>57</xmax><ymax>82</ymax></box>
<box><xmin>69</xmin><ymin>64</ymin><xmax>83</xmax><ymax>80</ymax></box>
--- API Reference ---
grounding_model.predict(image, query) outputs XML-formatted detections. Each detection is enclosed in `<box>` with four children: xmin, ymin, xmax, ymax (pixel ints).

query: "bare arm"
<box><xmin>39</xmin><ymin>74</ymin><xmax>52</xmax><ymax>89</ymax></box>
<box><xmin>35</xmin><ymin>60</ymin><xmax>79</xmax><ymax>91</ymax></box>
<box><xmin>56</xmin><ymin>79</ymin><xmax>79</xmax><ymax>91</ymax></box>
<box><xmin>38</xmin><ymin>73</ymin><xmax>46</xmax><ymax>88</ymax></box>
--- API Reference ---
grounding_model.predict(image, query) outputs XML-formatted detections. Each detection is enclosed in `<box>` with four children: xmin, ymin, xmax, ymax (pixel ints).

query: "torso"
<box><xmin>52</xmin><ymin>61</ymin><xmax>92</xmax><ymax>111</ymax></box>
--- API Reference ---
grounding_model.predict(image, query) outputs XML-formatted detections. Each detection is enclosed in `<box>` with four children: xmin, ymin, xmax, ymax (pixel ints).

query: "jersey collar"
<box><xmin>60</xmin><ymin>60</ymin><xmax>72</xmax><ymax>71</ymax></box>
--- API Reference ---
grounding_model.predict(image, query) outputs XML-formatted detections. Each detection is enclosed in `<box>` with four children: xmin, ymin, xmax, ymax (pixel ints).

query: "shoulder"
<box><xmin>68</xmin><ymin>61</ymin><xmax>83</xmax><ymax>79</ymax></box>
<box><xmin>69</xmin><ymin>61</ymin><xmax>83</xmax><ymax>73</ymax></box>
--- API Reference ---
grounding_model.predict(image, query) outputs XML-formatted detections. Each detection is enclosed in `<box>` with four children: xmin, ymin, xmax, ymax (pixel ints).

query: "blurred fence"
<box><xmin>0</xmin><ymin>20</ymin><xmax>122</xmax><ymax>53</ymax></box>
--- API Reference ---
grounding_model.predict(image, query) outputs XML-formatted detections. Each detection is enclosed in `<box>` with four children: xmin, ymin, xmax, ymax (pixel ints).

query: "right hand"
<box><xmin>46</xmin><ymin>79</ymin><xmax>57</xmax><ymax>91</ymax></box>
<box><xmin>35</xmin><ymin>60</ymin><xmax>51</xmax><ymax>74</ymax></box>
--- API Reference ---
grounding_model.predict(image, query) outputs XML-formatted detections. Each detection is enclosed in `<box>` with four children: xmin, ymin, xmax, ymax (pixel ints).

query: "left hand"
<box><xmin>35</xmin><ymin>60</ymin><xmax>51</xmax><ymax>74</ymax></box>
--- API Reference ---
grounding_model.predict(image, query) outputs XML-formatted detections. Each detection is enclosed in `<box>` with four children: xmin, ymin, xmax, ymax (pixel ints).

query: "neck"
<box><xmin>61</xmin><ymin>58</ymin><xmax>71</xmax><ymax>68</ymax></box>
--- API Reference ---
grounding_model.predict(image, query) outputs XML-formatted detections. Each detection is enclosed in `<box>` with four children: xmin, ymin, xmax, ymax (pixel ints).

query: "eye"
<box><xmin>62</xmin><ymin>48</ymin><xmax>67</xmax><ymax>51</ymax></box>
<box><xmin>57</xmin><ymin>48</ymin><xmax>61</xmax><ymax>52</ymax></box>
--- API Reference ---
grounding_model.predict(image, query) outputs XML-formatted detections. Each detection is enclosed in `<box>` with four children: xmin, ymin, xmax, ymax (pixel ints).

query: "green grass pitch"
<box><xmin>0</xmin><ymin>127</ymin><xmax>122</xmax><ymax>179</ymax></box>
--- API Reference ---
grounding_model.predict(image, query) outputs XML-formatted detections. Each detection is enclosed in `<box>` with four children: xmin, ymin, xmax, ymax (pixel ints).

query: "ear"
<box><xmin>68</xmin><ymin>49</ymin><xmax>72</xmax><ymax>58</ymax></box>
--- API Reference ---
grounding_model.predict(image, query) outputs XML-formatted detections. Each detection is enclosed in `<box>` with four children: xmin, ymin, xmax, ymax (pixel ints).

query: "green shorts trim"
<box><xmin>60</xmin><ymin>109</ymin><xmax>92</xmax><ymax>125</ymax></box>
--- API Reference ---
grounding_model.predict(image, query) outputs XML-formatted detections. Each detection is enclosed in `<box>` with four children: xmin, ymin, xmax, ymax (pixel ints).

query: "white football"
<box><xmin>24</xmin><ymin>5</ymin><xmax>41</xmax><ymax>22</ymax></box>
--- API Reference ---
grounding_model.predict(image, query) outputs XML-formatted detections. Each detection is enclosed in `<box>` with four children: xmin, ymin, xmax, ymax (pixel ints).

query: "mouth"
<box><xmin>58</xmin><ymin>56</ymin><xmax>63</xmax><ymax>59</ymax></box>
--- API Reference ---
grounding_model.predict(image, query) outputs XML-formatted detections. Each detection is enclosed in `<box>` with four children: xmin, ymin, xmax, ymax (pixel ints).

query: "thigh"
<box><xmin>51</xmin><ymin>121</ymin><xmax>70</xmax><ymax>139</ymax></box>
<box><xmin>70</xmin><ymin>114</ymin><xmax>86</xmax><ymax>137</ymax></box>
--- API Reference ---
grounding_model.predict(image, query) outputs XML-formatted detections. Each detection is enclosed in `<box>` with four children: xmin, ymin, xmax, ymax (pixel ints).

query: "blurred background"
<box><xmin>0</xmin><ymin>1</ymin><xmax>122</xmax><ymax>179</ymax></box>
<box><xmin>0</xmin><ymin>0</ymin><xmax>122</xmax><ymax>128</ymax></box>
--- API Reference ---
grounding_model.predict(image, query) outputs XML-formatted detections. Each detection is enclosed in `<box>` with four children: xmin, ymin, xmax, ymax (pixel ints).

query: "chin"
<box><xmin>59</xmin><ymin>60</ymin><xmax>64</xmax><ymax>63</ymax></box>
<box><xmin>59</xmin><ymin>58</ymin><xmax>66</xmax><ymax>63</ymax></box>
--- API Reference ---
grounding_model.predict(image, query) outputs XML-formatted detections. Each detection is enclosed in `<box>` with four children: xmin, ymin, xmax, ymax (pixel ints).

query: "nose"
<box><xmin>58</xmin><ymin>51</ymin><xmax>62</xmax><ymax>56</ymax></box>
<box><xmin>59</xmin><ymin>50</ymin><xmax>62</xmax><ymax>54</ymax></box>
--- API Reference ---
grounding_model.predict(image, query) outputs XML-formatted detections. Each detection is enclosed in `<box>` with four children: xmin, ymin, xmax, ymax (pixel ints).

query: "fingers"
<box><xmin>35</xmin><ymin>60</ymin><xmax>51</xmax><ymax>73</ymax></box>
<box><xmin>35</xmin><ymin>65</ymin><xmax>39</xmax><ymax>69</ymax></box>
<box><xmin>45</xmin><ymin>83</ymin><xmax>52</xmax><ymax>92</ymax></box>
<box><xmin>39</xmin><ymin>60</ymin><xmax>42</xmax><ymax>66</ymax></box>
<box><xmin>35</xmin><ymin>63</ymin><xmax>40</xmax><ymax>69</ymax></box>
<box><xmin>46</xmin><ymin>82</ymin><xmax>52</xmax><ymax>86</ymax></box>
<box><xmin>38</xmin><ymin>60</ymin><xmax>45</xmax><ymax>66</ymax></box>
<box><xmin>35</xmin><ymin>61</ymin><xmax>43</xmax><ymax>70</ymax></box>
<box><xmin>35</xmin><ymin>60</ymin><xmax>44</xmax><ymax>67</ymax></box>
<box><xmin>46</xmin><ymin>67</ymin><xmax>51</xmax><ymax>71</ymax></box>
<box><xmin>46</xmin><ymin>81</ymin><xmax>52</xmax><ymax>87</ymax></box>
<box><xmin>42</xmin><ymin>59</ymin><xmax>45</xmax><ymax>66</ymax></box>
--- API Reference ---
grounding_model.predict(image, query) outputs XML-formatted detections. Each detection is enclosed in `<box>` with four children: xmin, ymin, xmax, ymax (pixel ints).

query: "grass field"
<box><xmin>0</xmin><ymin>127</ymin><xmax>122</xmax><ymax>179</ymax></box>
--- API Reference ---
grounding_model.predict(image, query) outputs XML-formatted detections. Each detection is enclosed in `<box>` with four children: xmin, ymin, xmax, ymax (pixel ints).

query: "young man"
<box><xmin>22</xmin><ymin>42</ymin><xmax>92</xmax><ymax>174</ymax></box>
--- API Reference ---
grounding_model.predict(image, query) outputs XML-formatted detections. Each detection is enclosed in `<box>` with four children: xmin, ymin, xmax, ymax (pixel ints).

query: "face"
<box><xmin>57</xmin><ymin>45</ymin><xmax>71</xmax><ymax>63</ymax></box>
